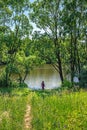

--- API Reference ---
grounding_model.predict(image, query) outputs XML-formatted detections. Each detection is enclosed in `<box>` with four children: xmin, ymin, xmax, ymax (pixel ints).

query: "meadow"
<box><xmin>0</xmin><ymin>87</ymin><xmax>30</xmax><ymax>130</ymax></box>
<box><xmin>31</xmin><ymin>89</ymin><xmax>87</xmax><ymax>130</ymax></box>
<box><xmin>0</xmin><ymin>87</ymin><xmax>87</xmax><ymax>130</ymax></box>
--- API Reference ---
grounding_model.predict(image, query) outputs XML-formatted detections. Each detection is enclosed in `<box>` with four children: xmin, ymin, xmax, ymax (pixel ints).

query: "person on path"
<box><xmin>41</xmin><ymin>81</ymin><xmax>45</xmax><ymax>90</ymax></box>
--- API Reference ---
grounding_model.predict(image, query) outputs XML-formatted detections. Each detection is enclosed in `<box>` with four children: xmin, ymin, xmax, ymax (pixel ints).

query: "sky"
<box><xmin>30</xmin><ymin>0</ymin><xmax>35</xmax><ymax>3</ymax></box>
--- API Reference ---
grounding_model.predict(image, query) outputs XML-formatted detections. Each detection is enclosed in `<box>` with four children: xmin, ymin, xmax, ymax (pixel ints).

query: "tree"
<box><xmin>30</xmin><ymin>0</ymin><xmax>64</xmax><ymax>82</ymax></box>
<box><xmin>0</xmin><ymin>0</ymin><xmax>33</xmax><ymax>87</ymax></box>
<box><xmin>61</xmin><ymin>0</ymin><xmax>87</xmax><ymax>84</ymax></box>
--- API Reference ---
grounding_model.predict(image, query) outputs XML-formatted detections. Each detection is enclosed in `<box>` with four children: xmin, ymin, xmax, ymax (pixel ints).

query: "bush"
<box><xmin>79</xmin><ymin>65</ymin><xmax>87</xmax><ymax>88</ymax></box>
<box><xmin>18</xmin><ymin>82</ymin><xmax>28</xmax><ymax>88</ymax></box>
<box><xmin>0</xmin><ymin>72</ymin><xmax>7</xmax><ymax>87</ymax></box>
<box><xmin>61</xmin><ymin>79</ymin><xmax>72</xmax><ymax>89</ymax></box>
<box><xmin>0</xmin><ymin>72</ymin><xmax>18</xmax><ymax>88</ymax></box>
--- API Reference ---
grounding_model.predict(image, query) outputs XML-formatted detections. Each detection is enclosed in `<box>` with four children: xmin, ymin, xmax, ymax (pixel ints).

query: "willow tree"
<box><xmin>30</xmin><ymin>0</ymin><xmax>64</xmax><ymax>83</ymax></box>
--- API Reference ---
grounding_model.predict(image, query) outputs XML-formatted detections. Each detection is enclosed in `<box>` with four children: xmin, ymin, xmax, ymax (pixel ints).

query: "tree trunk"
<box><xmin>23</xmin><ymin>70</ymin><xmax>28</xmax><ymax>83</ymax></box>
<box><xmin>70</xmin><ymin>32</ymin><xmax>74</xmax><ymax>84</ymax></box>
<box><xmin>54</xmin><ymin>36</ymin><xmax>64</xmax><ymax>83</ymax></box>
<box><xmin>57</xmin><ymin>52</ymin><xmax>64</xmax><ymax>83</ymax></box>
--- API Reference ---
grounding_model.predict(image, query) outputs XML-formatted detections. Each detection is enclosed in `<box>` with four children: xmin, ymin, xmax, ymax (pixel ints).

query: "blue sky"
<box><xmin>30</xmin><ymin>0</ymin><xmax>35</xmax><ymax>3</ymax></box>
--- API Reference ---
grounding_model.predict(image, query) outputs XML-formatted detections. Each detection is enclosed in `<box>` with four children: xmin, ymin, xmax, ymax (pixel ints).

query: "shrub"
<box><xmin>61</xmin><ymin>79</ymin><xmax>72</xmax><ymax>89</ymax></box>
<box><xmin>18</xmin><ymin>82</ymin><xmax>28</xmax><ymax>88</ymax></box>
<box><xmin>79</xmin><ymin>65</ymin><xmax>87</xmax><ymax>88</ymax></box>
<box><xmin>0</xmin><ymin>72</ymin><xmax>7</xmax><ymax>87</ymax></box>
<box><xmin>0</xmin><ymin>72</ymin><xmax>19</xmax><ymax>88</ymax></box>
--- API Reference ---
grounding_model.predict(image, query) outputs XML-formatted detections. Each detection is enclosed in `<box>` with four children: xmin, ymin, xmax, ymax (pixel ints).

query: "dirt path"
<box><xmin>24</xmin><ymin>105</ymin><xmax>32</xmax><ymax>130</ymax></box>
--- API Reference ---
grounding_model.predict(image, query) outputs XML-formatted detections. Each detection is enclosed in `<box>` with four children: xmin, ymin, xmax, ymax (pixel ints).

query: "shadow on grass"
<box><xmin>31</xmin><ymin>87</ymin><xmax>81</xmax><ymax>98</ymax></box>
<box><xmin>0</xmin><ymin>87</ymin><xmax>13</xmax><ymax>95</ymax></box>
<box><xmin>0</xmin><ymin>86</ymin><xmax>32</xmax><ymax>96</ymax></box>
<box><xmin>31</xmin><ymin>88</ymin><xmax>62</xmax><ymax>98</ymax></box>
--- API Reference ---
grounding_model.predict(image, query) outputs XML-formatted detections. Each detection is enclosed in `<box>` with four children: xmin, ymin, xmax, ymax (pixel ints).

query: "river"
<box><xmin>0</xmin><ymin>64</ymin><xmax>79</xmax><ymax>89</ymax></box>
<box><xmin>25</xmin><ymin>64</ymin><xmax>61</xmax><ymax>89</ymax></box>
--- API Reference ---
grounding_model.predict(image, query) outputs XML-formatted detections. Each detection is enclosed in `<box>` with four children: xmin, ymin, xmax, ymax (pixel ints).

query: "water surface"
<box><xmin>25</xmin><ymin>64</ymin><xmax>61</xmax><ymax>89</ymax></box>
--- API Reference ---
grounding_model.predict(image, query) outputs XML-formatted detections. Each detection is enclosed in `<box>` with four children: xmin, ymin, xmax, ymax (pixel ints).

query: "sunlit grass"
<box><xmin>31</xmin><ymin>89</ymin><xmax>87</xmax><ymax>130</ymax></box>
<box><xmin>0</xmin><ymin>87</ymin><xmax>87</xmax><ymax>130</ymax></box>
<box><xmin>0</xmin><ymin>87</ymin><xmax>30</xmax><ymax>130</ymax></box>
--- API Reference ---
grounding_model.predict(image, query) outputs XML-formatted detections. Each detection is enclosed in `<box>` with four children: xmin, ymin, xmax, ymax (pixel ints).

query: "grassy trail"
<box><xmin>0</xmin><ymin>88</ymin><xmax>87</xmax><ymax>130</ymax></box>
<box><xmin>0</xmin><ymin>87</ymin><xmax>31</xmax><ymax>130</ymax></box>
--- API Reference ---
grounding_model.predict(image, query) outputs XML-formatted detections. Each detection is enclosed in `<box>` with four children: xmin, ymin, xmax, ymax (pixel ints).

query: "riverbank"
<box><xmin>0</xmin><ymin>87</ymin><xmax>87</xmax><ymax>129</ymax></box>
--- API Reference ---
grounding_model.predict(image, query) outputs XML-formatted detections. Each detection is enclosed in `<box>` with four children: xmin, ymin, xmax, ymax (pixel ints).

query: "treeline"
<box><xmin>0</xmin><ymin>0</ymin><xmax>87</xmax><ymax>87</ymax></box>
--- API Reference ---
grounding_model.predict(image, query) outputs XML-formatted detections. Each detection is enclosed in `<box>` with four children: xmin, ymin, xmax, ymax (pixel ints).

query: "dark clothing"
<box><xmin>41</xmin><ymin>81</ymin><xmax>45</xmax><ymax>90</ymax></box>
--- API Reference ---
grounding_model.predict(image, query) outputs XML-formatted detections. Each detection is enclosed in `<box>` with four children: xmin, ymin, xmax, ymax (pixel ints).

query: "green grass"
<box><xmin>0</xmin><ymin>87</ymin><xmax>87</xmax><ymax>130</ymax></box>
<box><xmin>0</xmin><ymin>87</ymin><xmax>30</xmax><ymax>130</ymax></box>
<box><xmin>31</xmin><ymin>89</ymin><xmax>87</xmax><ymax>130</ymax></box>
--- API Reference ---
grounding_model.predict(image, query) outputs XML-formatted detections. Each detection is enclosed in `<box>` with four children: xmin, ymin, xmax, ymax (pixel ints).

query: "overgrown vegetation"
<box><xmin>79</xmin><ymin>65</ymin><xmax>87</xmax><ymax>88</ymax></box>
<box><xmin>0</xmin><ymin>0</ymin><xmax>87</xmax><ymax>88</ymax></box>
<box><xmin>0</xmin><ymin>0</ymin><xmax>87</xmax><ymax>129</ymax></box>
<box><xmin>0</xmin><ymin>87</ymin><xmax>31</xmax><ymax>130</ymax></box>
<box><xmin>31</xmin><ymin>89</ymin><xmax>87</xmax><ymax>130</ymax></box>
<box><xmin>0</xmin><ymin>87</ymin><xmax>87</xmax><ymax>129</ymax></box>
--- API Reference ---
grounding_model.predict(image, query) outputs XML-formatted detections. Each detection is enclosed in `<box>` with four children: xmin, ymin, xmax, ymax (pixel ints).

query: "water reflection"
<box><xmin>25</xmin><ymin>64</ymin><xmax>61</xmax><ymax>89</ymax></box>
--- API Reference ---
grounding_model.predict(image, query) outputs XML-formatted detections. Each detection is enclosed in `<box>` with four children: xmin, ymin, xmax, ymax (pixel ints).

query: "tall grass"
<box><xmin>0</xmin><ymin>88</ymin><xmax>87</xmax><ymax>130</ymax></box>
<box><xmin>31</xmin><ymin>90</ymin><xmax>87</xmax><ymax>130</ymax></box>
<box><xmin>0</xmin><ymin>87</ymin><xmax>30</xmax><ymax>130</ymax></box>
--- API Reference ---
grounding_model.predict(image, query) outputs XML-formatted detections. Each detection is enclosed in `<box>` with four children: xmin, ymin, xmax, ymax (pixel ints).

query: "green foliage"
<box><xmin>0</xmin><ymin>0</ymin><xmax>87</xmax><ymax>87</ymax></box>
<box><xmin>18</xmin><ymin>82</ymin><xmax>28</xmax><ymax>88</ymax></box>
<box><xmin>15</xmin><ymin>51</ymin><xmax>39</xmax><ymax>84</ymax></box>
<box><xmin>30</xmin><ymin>0</ymin><xmax>87</xmax><ymax>83</ymax></box>
<box><xmin>0</xmin><ymin>70</ymin><xmax>19</xmax><ymax>88</ymax></box>
<box><xmin>0</xmin><ymin>0</ymin><xmax>34</xmax><ymax>87</ymax></box>
<box><xmin>0</xmin><ymin>71</ymin><xmax>7</xmax><ymax>87</ymax></box>
<box><xmin>61</xmin><ymin>79</ymin><xmax>72</xmax><ymax>89</ymax></box>
<box><xmin>79</xmin><ymin>65</ymin><xmax>87</xmax><ymax>88</ymax></box>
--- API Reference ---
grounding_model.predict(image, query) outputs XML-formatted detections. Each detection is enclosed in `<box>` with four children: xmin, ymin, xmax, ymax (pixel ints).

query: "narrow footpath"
<box><xmin>24</xmin><ymin>105</ymin><xmax>32</xmax><ymax>130</ymax></box>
